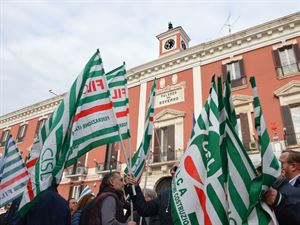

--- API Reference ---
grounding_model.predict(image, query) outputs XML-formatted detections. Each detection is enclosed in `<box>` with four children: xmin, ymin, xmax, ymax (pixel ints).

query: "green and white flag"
<box><xmin>250</xmin><ymin>77</ymin><xmax>280</xmax><ymax>191</ymax></box>
<box><xmin>225</xmin><ymin>77</ymin><xmax>278</xmax><ymax>225</ymax></box>
<box><xmin>171</xmin><ymin>76</ymin><xmax>228</xmax><ymax>225</ymax></box>
<box><xmin>19</xmin><ymin>50</ymin><xmax>121</xmax><ymax>214</ymax></box>
<box><xmin>106</xmin><ymin>63</ymin><xmax>130</xmax><ymax>140</ymax></box>
<box><xmin>224</xmin><ymin>72</ymin><xmax>238</xmax><ymax>133</ymax></box>
<box><xmin>124</xmin><ymin>79</ymin><xmax>156</xmax><ymax>182</ymax></box>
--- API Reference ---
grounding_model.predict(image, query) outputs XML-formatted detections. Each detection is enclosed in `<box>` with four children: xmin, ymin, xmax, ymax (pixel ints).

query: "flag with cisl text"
<box><xmin>105</xmin><ymin>63</ymin><xmax>130</xmax><ymax>140</ymax></box>
<box><xmin>19</xmin><ymin>50</ymin><xmax>121</xmax><ymax>214</ymax></box>
<box><xmin>171</xmin><ymin>76</ymin><xmax>228</xmax><ymax>225</ymax></box>
<box><xmin>0</xmin><ymin>136</ymin><xmax>30</xmax><ymax>207</ymax></box>
<box><xmin>124</xmin><ymin>79</ymin><xmax>156</xmax><ymax>182</ymax></box>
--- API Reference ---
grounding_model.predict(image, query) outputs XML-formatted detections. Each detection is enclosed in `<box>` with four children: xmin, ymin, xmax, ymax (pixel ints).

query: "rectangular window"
<box><xmin>274</xmin><ymin>44</ymin><xmax>300</xmax><ymax>77</ymax></box>
<box><xmin>226</xmin><ymin>61</ymin><xmax>241</xmax><ymax>80</ymax></box>
<box><xmin>222</xmin><ymin>59</ymin><xmax>246</xmax><ymax>88</ymax></box>
<box><xmin>71</xmin><ymin>185</ymin><xmax>81</xmax><ymax>200</ymax></box>
<box><xmin>35</xmin><ymin>119</ymin><xmax>46</xmax><ymax>137</ymax></box>
<box><xmin>153</xmin><ymin>125</ymin><xmax>175</xmax><ymax>162</ymax></box>
<box><xmin>104</xmin><ymin>143</ymin><xmax>118</xmax><ymax>170</ymax></box>
<box><xmin>0</xmin><ymin>130</ymin><xmax>10</xmax><ymax>146</ymax></box>
<box><xmin>17</xmin><ymin>124</ymin><xmax>27</xmax><ymax>142</ymax></box>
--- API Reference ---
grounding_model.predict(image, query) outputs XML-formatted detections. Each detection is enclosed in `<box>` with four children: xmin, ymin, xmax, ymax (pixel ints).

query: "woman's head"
<box><xmin>100</xmin><ymin>172</ymin><xmax>124</xmax><ymax>193</ymax></box>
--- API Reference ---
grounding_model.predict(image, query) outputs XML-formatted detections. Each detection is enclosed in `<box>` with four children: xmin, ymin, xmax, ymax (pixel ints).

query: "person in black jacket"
<box><xmin>18</xmin><ymin>185</ymin><xmax>71</xmax><ymax>225</ymax></box>
<box><xmin>125</xmin><ymin>163</ymin><xmax>178</xmax><ymax>225</ymax></box>
<box><xmin>263</xmin><ymin>150</ymin><xmax>300</xmax><ymax>225</ymax></box>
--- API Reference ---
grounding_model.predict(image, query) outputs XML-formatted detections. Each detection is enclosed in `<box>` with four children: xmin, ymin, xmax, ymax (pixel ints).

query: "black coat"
<box><xmin>133</xmin><ymin>210</ymin><xmax>160</xmax><ymax>225</ymax></box>
<box><xmin>126</xmin><ymin>185</ymin><xmax>173</xmax><ymax>225</ymax></box>
<box><xmin>273</xmin><ymin>176</ymin><xmax>300</xmax><ymax>225</ymax></box>
<box><xmin>17</xmin><ymin>186</ymin><xmax>70</xmax><ymax>225</ymax></box>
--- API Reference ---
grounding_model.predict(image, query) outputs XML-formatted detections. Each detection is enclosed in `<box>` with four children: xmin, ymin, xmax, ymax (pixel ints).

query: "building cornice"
<box><xmin>0</xmin><ymin>94</ymin><xmax>65</xmax><ymax>128</ymax></box>
<box><xmin>127</xmin><ymin>12</ymin><xmax>300</xmax><ymax>88</ymax></box>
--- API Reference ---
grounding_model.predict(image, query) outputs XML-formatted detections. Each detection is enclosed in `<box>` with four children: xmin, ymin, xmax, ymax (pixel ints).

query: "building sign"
<box><xmin>155</xmin><ymin>82</ymin><xmax>185</xmax><ymax>108</ymax></box>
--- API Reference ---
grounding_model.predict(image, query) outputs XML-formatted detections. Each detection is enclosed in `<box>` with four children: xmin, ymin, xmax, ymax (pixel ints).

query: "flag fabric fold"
<box><xmin>105</xmin><ymin>63</ymin><xmax>130</xmax><ymax>140</ymax></box>
<box><xmin>19</xmin><ymin>50</ymin><xmax>121</xmax><ymax>215</ymax></box>
<box><xmin>0</xmin><ymin>136</ymin><xmax>30</xmax><ymax>207</ymax></box>
<box><xmin>124</xmin><ymin>79</ymin><xmax>156</xmax><ymax>182</ymax></box>
<box><xmin>171</xmin><ymin>76</ymin><xmax>228</xmax><ymax>225</ymax></box>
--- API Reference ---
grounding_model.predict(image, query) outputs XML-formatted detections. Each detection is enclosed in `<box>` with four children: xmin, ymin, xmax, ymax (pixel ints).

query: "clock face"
<box><xmin>164</xmin><ymin>39</ymin><xmax>175</xmax><ymax>50</ymax></box>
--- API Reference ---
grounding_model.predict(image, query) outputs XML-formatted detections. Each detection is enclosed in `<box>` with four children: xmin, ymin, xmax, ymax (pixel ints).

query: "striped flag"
<box><xmin>106</xmin><ymin>63</ymin><xmax>130</xmax><ymax>140</ymax></box>
<box><xmin>223</xmin><ymin>72</ymin><xmax>238</xmax><ymax>133</ymax></box>
<box><xmin>250</xmin><ymin>77</ymin><xmax>280</xmax><ymax>191</ymax></box>
<box><xmin>224</xmin><ymin>77</ymin><xmax>278</xmax><ymax>224</ymax></box>
<box><xmin>124</xmin><ymin>79</ymin><xmax>156</xmax><ymax>182</ymax></box>
<box><xmin>0</xmin><ymin>136</ymin><xmax>30</xmax><ymax>207</ymax></box>
<box><xmin>171</xmin><ymin>76</ymin><xmax>228</xmax><ymax>225</ymax></box>
<box><xmin>77</xmin><ymin>185</ymin><xmax>94</xmax><ymax>201</ymax></box>
<box><xmin>19</xmin><ymin>50</ymin><xmax>121</xmax><ymax>214</ymax></box>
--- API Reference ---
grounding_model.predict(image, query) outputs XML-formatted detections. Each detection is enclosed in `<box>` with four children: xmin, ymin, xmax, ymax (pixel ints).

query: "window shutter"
<box><xmin>281</xmin><ymin>106</ymin><xmax>297</xmax><ymax>145</ymax></box>
<box><xmin>240</xmin><ymin>113</ymin><xmax>251</xmax><ymax>151</ymax></box>
<box><xmin>111</xmin><ymin>143</ymin><xmax>118</xmax><ymax>169</ymax></box>
<box><xmin>167</xmin><ymin>125</ymin><xmax>175</xmax><ymax>161</ymax></box>
<box><xmin>153</xmin><ymin>128</ymin><xmax>161</xmax><ymax>162</ymax></box>
<box><xmin>239</xmin><ymin>59</ymin><xmax>245</xmax><ymax>78</ymax></box>
<box><xmin>222</xmin><ymin>64</ymin><xmax>227</xmax><ymax>82</ymax></box>
<box><xmin>68</xmin><ymin>186</ymin><xmax>74</xmax><ymax>199</ymax></box>
<box><xmin>104</xmin><ymin>144</ymin><xmax>111</xmax><ymax>170</ymax></box>
<box><xmin>272</xmin><ymin>49</ymin><xmax>282</xmax><ymax>76</ymax></box>
<box><xmin>293</xmin><ymin>44</ymin><xmax>300</xmax><ymax>69</ymax></box>
<box><xmin>17</xmin><ymin>124</ymin><xmax>28</xmax><ymax>142</ymax></box>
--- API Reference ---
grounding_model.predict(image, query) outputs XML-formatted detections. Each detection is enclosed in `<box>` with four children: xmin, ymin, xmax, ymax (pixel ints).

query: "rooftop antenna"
<box><xmin>224</xmin><ymin>14</ymin><xmax>240</xmax><ymax>35</ymax></box>
<box><xmin>49</xmin><ymin>89</ymin><xmax>58</xmax><ymax>96</ymax></box>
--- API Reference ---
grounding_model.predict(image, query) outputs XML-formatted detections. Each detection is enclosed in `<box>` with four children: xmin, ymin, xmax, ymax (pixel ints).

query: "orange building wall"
<box><xmin>201</xmin><ymin>38</ymin><xmax>300</xmax><ymax>140</ymax></box>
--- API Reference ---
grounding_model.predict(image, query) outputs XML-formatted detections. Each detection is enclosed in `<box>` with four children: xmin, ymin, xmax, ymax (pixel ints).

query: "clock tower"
<box><xmin>156</xmin><ymin>22</ymin><xmax>191</xmax><ymax>57</ymax></box>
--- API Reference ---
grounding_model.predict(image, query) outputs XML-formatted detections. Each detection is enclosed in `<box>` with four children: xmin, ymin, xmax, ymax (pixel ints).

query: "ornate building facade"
<box><xmin>1</xmin><ymin>12</ymin><xmax>300</xmax><ymax>199</ymax></box>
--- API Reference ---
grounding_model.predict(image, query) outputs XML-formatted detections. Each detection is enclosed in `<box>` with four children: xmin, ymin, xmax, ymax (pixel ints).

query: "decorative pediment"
<box><xmin>154</xmin><ymin>109</ymin><xmax>185</xmax><ymax>122</ymax></box>
<box><xmin>232</xmin><ymin>94</ymin><xmax>253</xmax><ymax>106</ymax></box>
<box><xmin>274</xmin><ymin>80</ymin><xmax>300</xmax><ymax>97</ymax></box>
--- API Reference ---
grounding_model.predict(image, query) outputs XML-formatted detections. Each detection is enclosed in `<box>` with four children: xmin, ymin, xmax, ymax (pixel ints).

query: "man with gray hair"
<box><xmin>133</xmin><ymin>189</ymin><xmax>160</xmax><ymax>225</ymax></box>
<box><xmin>263</xmin><ymin>149</ymin><xmax>300</xmax><ymax>225</ymax></box>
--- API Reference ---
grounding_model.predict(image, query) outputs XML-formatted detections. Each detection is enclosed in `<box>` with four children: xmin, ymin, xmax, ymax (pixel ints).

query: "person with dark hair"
<box><xmin>68</xmin><ymin>198</ymin><xmax>78</xmax><ymax>216</ymax></box>
<box><xmin>125</xmin><ymin>163</ymin><xmax>179</xmax><ymax>225</ymax></box>
<box><xmin>263</xmin><ymin>150</ymin><xmax>300</xmax><ymax>225</ymax></box>
<box><xmin>71</xmin><ymin>193</ymin><xmax>94</xmax><ymax>225</ymax></box>
<box><xmin>82</xmin><ymin>172</ymin><xmax>136</xmax><ymax>225</ymax></box>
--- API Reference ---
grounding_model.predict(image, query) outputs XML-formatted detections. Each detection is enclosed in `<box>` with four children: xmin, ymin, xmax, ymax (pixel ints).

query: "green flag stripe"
<box><xmin>228</xmin><ymin>176</ymin><xmax>247</xmax><ymax>219</ymax></box>
<box><xmin>78</xmin><ymin>92</ymin><xmax>110</xmax><ymax>106</ymax></box>
<box><xmin>113</xmin><ymin>99</ymin><xmax>128</xmax><ymax>107</ymax></box>
<box><xmin>72</xmin><ymin>125</ymin><xmax>119</xmax><ymax>147</ymax></box>
<box><xmin>108</xmin><ymin>80</ymin><xmax>126</xmax><ymax>88</ymax></box>
<box><xmin>2</xmin><ymin>164</ymin><xmax>27</xmax><ymax>179</ymax></box>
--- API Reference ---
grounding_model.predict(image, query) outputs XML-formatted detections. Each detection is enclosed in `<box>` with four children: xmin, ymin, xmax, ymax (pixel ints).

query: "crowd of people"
<box><xmin>0</xmin><ymin>150</ymin><xmax>299</xmax><ymax>225</ymax></box>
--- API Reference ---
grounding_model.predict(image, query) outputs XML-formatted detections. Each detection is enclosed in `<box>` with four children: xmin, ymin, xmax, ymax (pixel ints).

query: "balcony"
<box><xmin>65</xmin><ymin>166</ymin><xmax>88</xmax><ymax>178</ymax></box>
<box><xmin>95</xmin><ymin>161</ymin><xmax>122</xmax><ymax>174</ymax></box>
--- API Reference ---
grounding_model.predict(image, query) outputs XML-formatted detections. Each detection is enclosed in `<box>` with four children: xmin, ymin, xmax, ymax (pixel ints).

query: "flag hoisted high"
<box><xmin>19</xmin><ymin>50</ymin><xmax>121</xmax><ymax>214</ymax></box>
<box><xmin>124</xmin><ymin>79</ymin><xmax>156</xmax><ymax>182</ymax></box>
<box><xmin>250</xmin><ymin>77</ymin><xmax>280</xmax><ymax>192</ymax></box>
<box><xmin>0</xmin><ymin>136</ymin><xmax>30</xmax><ymax>207</ymax></box>
<box><xmin>171</xmin><ymin>76</ymin><xmax>228</xmax><ymax>225</ymax></box>
<box><xmin>105</xmin><ymin>63</ymin><xmax>130</xmax><ymax>140</ymax></box>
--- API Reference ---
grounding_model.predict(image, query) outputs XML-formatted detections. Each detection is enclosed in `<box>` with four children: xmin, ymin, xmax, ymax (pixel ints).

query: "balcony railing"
<box><xmin>276</xmin><ymin>62</ymin><xmax>300</xmax><ymax>77</ymax></box>
<box><xmin>65</xmin><ymin>166</ymin><xmax>88</xmax><ymax>178</ymax></box>
<box><xmin>152</xmin><ymin>149</ymin><xmax>182</xmax><ymax>163</ymax></box>
<box><xmin>95</xmin><ymin>161</ymin><xmax>122</xmax><ymax>173</ymax></box>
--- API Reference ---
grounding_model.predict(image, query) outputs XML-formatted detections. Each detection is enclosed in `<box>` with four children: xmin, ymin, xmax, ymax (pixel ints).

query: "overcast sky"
<box><xmin>1</xmin><ymin>0</ymin><xmax>299</xmax><ymax>116</ymax></box>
